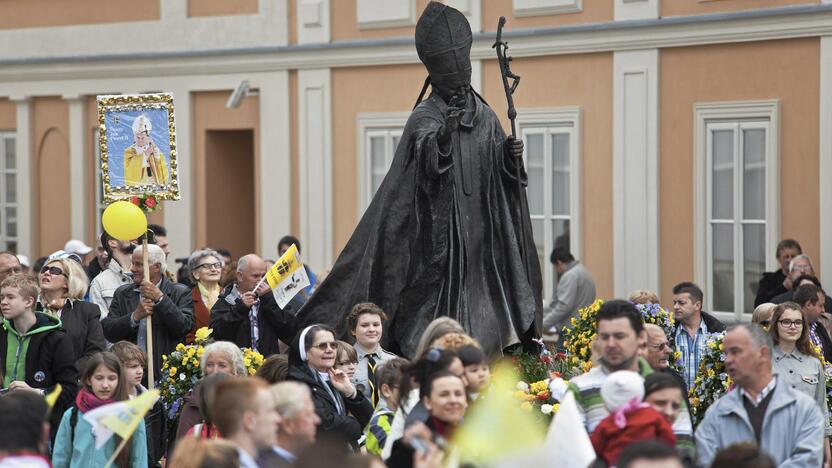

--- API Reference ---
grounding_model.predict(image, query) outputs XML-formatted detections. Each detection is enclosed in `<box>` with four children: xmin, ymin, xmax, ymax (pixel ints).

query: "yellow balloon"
<box><xmin>102</xmin><ymin>201</ymin><xmax>148</xmax><ymax>241</ymax></box>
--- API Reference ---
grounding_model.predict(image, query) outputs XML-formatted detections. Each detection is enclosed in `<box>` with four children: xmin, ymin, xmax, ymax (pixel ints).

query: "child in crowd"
<box><xmin>590</xmin><ymin>370</ymin><xmax>675</xmax><ymax>467</ymax></box>
<box><xmin>364</xmin><ymin>357</ymin><xmax>408</xmax><ymax>456</ymax></box>
<box><xmin>348</xmin><ymin>303</ymin><xmax>398</xmax><ymax>407</ymax></box>
<box><xmin>457</xmin><ymin>345</ymin><xmax>490</xmax><ymax>400</ymax></box>
<box><xmin>111</xmin><ymin>341</ymin><xmax>165</xmax><ymax>467</ymax></box>
<box><xmin>0</xmin><ymin>274</ymin><xmax>77</xmax><ymax>440</ymax></box>
<box><xmin>52</xmin><ymin>352</ymin><xmax>148</xmax><ymax>468</ymax></box>
<box><xmin>336</xmin><ymin>340</ymin><xmax>359</xmax><ymax>380</ymax></box>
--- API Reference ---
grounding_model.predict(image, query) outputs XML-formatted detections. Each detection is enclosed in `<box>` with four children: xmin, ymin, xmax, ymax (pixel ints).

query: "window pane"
<box><xmin>743</xmin><ymin>223</ymin><xmax>765</xmax><ymax>314</ymax></box>
<box><xmin>742</xmin><ymin>129</ymin><xmax>766</xmax><ymax>220</ymax></box>
<box><xmin>551</xmin><ymin>133</ymin><xmax>570</xmax><ymax>216</ymax></box>
<box><xmin>712</xmin><ymin>129</ymin><xmax>734</xmax><ymax>220</ymax></box>
<box><xmin>531</xmin><ymin>218</ymin><xmax>546</xmax><ymax>280</ymax></box>
<box><xmin>4</xmin><ymin>138</ymin><xmax>14</xmax><ymax>170</ymax></box>
<box><xmin>7</xmin><ymin>241</ymin><xmax>16</xmax><ymax>253</ymax></box>
<box><xmin>370</xmin><ymin>136</ymin><xmax>385</xmax><ymax>171</ymax></box>
<box><xmin>712</xmin><ymin>223</ymin><xmax>734</xmax><ymax>312</ymax></box>
<box><xmin>5</xmin><ymin>173</ymin><xmax>15</xmax><ymax>203</ymax></box>
<box><xmin>526</xmin><ymin>134</ymin><xmax>545</xmax><ymax>215</ymax></box>
<box><xmin>6</xmin><ymin>207</ymin><xmax>16</xmax><ymax>238</ymax></box>
<box><xmin>552</xmin><ymin>218</ymin><xmax>570</xmax><ymax>253</ymax></box>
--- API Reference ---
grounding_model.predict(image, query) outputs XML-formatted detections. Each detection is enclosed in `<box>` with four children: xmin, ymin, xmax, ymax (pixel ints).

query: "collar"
<box><xmin>601</xmin><ymin>356</ymin><xmax>652</xmax><ymax>378</ymax></box>
<box><xmin>563</xmin><ymin>261</ymin><xmax>578</xmax><ymax>273</ymax></box>
<box><xmin>237</xmin><ymin>448</ymin><xmax>259</xmax><ymax>468</ymax></box>
<box><xmin>676</xmin><ymin>316</ymin><xmax>708</xmax><ymax>337</ymax></box>
<box><xmin>354</xmin><ymin>342</ymin><xmax>380</xmax><ymax>359</ymax></box>
<box><xmin>741</xmin><ymin>376</ymin><xmax>776</xmax><ymax>407</ymax></box>
<box><xmin>773</xmin><ymin>345</ymin><xmax>805</xmax><ymax>362</ymax></box>
<box><xmin>132</xmin><ymin>277</ymin><xmax>163</xmax><ymax>292</ymax></box>
<box><xmin>108</xmin><ymin>259</ymin><xmax>131</xmax><ymax>278</ymax></box>
<box><xmin>272</xmin><ymin>445</ymin><xmax>296</xmax><ymax>462</ymax></box>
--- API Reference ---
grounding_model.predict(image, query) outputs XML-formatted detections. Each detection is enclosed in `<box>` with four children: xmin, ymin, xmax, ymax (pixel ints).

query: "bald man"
<box><xmin>209</xmin><ymin>254</ymin><xmax>300</xmax><ymax>356</ymax></box>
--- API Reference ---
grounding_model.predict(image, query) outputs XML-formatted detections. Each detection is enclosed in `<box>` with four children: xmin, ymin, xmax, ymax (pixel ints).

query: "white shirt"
<box><xmin>237</xmin><ymin>448</ymin><xmax>260</xmax><ymax>468</ymax></box>
<box><xmin>89</xmin><ymin>260</ymin><xmax>132</xmax><ymax>319</ymax></box>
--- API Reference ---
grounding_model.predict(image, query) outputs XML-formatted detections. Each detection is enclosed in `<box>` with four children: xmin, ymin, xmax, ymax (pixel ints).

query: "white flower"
<box><xmin>540</xmin><ymin>404</ymin><xmax>554</xmax><ymax>415</ymax></box>
<box><xmin>516</xmin><ymin>381</ymin><xmax>529</xmax><ymax>392</ymax></box>
<box><xmin>549</xmin><ymin>377</ymin><xmax>568</xmax><ymax>401</ymax></box>
<box><xmin>180</xmin><ymin>373</ymin><xmax>186</xmax><ymax>381</ymax></box>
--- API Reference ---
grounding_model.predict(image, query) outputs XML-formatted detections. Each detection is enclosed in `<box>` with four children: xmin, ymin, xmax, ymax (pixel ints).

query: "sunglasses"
<box><xmin>40</xmin><ymin>266</ymin><xmax>67</xmax><ymax>277</ymax></box>
<box><xmin>312</xmin><ymin>341</ymin><xmax>337</xmax><ymax>351</ymax></box>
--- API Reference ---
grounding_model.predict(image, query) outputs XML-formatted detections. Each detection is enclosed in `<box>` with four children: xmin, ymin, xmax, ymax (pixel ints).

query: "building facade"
<box><xmin>1</xmin><ymin>0</ymin><xmax>831</xmax><ymax>322</ymax></box>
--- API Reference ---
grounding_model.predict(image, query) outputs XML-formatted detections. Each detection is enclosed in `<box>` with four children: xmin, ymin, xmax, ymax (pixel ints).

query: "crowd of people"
<box><xmin>0</xmin><ymin>233</ymin><xmax>831</xmax><ymax>468</ymax></box>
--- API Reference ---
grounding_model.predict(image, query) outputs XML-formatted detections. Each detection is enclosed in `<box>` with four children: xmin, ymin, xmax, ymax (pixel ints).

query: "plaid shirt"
<box><xmin>674</xmin><ymin>318</ymin><xmax>711</xmax><ymax>390</ymax></box>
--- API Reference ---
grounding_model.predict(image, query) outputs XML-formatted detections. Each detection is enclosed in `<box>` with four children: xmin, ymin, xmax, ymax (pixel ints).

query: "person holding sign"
<box><xmin>209</xmin><ymin>254</ymin><xmax>300</xmax><ymax>357</ymax></box>
<box><xmin>124</xmin><ymin>115</ymin><xmax>169</xmax><ymax>186</ymax></box>
<box><xmin>102</xmin><ymin>244</ymin><xmax>194</xmax><ymax>383</ymax></box>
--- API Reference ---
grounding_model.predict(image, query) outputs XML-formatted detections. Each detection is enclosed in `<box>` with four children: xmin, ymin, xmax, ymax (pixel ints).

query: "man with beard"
<box><xmin>297</xmin><ymin>1</ymin><xmax>542</xmax><ymax>357</ymax></box>
<box><xmin>569</xmin><ymin>301</ymin><xmax>694</xmax><ymax>451</ymax></box>
<box><xmin>89</xmin><ymin>231</ymin><xmax>135</xmax><ymax>319</ymax></box>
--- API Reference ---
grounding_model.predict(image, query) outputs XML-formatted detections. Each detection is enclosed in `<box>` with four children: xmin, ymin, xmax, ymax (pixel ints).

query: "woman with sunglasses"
<box><xmin>287</xmin><ymin>324</ymin><xmax>374</xmax><ymax>450</ymax></box>
<box><xmin>184</xmin><ymin>249</ymin><xmax>224</xmax><ymax>344</ymax></box>
<box><xmin>768</xmin><ymin>301</ymin><xmax>831</xmax><ymax>465</ymax></box>
<box><xmin>38</xmin><ymin>255</ymin><xmax>106</xmax><ymax>373</ymax></box>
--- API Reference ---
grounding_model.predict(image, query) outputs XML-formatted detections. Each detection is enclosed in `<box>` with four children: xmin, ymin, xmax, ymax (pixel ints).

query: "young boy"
<box><xmin>110</xmin><ymin>340</ymin><xmax>165</xmax><ymax>467</ymax></box>
<box><xmin>364</xmin><ymin>357</ymin><xmax>408</xmax><ymax>456</ymax></box>
<box><xmin>458</xmin><ymin>344</ymin><xmax>490</xmax><ymax>400</ymax></box>
<box><xmin>348</xmin><ymin>302</ymin><xmax>398</xmax><ymax>406</ymax></box>
<box><xmin>0</xmin><ymin>274</ymin><xmax>76</xmax><ymax>438</ymax></box>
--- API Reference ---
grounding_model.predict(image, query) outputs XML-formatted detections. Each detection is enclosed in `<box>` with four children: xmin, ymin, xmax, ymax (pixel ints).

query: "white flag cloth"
<box><xmin>540</xmin><ymin>391</ymin><xmax>597</xmax><ymax>468</ymax></box>
<box><xmin>84</xmin><ymin>401</ymin><xmax>128</xmax><ymax>449</ymax></box>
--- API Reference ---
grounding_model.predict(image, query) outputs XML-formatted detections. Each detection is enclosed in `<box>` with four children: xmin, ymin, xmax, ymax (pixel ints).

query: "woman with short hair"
<box><xmin>185</xmin><ymin>249</ymin><xmax>224</xmax><ymax>344</ymax></box>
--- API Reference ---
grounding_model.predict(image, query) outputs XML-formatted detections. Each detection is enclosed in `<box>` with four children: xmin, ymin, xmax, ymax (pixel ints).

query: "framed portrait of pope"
<box><xmin>97</xmin><ymin>93</ymin><xmax>180</xmax><ymax>202</ymax></box>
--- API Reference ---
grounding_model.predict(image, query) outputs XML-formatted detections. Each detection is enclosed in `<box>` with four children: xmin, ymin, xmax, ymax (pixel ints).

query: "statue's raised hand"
<box><xmin>437</xmin><ymin>94</ymin><xmax>466</xmax><ymax>149</ymax></box>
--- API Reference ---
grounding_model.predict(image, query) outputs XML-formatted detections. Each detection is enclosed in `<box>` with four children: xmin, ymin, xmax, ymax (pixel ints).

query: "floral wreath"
<box><xmin>687</xmin><ymin>332</ymin><xmax>729</xmax><ymax>426</ymax></box>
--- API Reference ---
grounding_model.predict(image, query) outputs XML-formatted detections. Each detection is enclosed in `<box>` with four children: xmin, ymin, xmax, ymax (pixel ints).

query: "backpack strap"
<box><xmin>69</xmin><ymin>406</ymin><xmax>79</xmax><ymax>445</ymax></box>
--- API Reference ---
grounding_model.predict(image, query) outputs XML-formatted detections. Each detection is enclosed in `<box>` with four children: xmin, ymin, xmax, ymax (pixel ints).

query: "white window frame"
<box><xmin>516</xmin><ymin>107</ymin><xmax>582</xmax><ymax>305</ymax></box>
<box><xmin>357</xmin><ymin>112</ymin><xmax>409</xmax><ymax>211</ymax></box>
<box><xmin>693</xmin><ymin>100</ymin><xmax>779</xmax><ymax>323</ymax></box>
<box><xmin>0</xmin><ymin>132</ymin><xmax>17</xmax><ymax>252</ymax></box>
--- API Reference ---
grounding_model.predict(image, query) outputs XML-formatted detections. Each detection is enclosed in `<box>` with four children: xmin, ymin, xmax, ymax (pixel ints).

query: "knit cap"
<box><xmin>600</xmin><ymin>370</ymin><xmax>645</xmax><ymax>412</ymax></box>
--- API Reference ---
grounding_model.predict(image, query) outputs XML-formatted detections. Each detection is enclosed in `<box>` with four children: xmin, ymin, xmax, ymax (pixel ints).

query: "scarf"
<box><xmin>76</xmin><ymin>388</ymin><xmax>115</xmax><ymax>414</ymax></box>
<box><xmin>612</xmin><ymin>397</ymin><xmax>650</xmax><ymax>429</ymax></box>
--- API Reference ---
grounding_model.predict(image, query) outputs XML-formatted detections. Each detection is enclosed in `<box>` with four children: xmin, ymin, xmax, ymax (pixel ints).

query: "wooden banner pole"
<box><xmin>142</xmin><ymin>236</ymin><xmax>155</xmax><ymax>390</ymax></box>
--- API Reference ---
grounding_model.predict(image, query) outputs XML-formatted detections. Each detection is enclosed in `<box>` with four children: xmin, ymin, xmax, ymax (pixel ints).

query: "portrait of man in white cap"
<box><xmin>123</xmin><ymin>113</ymin><xmax>169</xmax><ymax>186</ymax></box>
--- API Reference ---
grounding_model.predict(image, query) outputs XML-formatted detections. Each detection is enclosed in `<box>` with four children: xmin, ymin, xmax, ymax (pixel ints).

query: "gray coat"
<box><xmin>696</xmin><ymin>376</ymin><xmax>824</xmax><ymax>468</ymax></box>
<box><xmin>543</xmin><ymin>261</ymin><xmax>596</xmax><ymax>330</ymax></box>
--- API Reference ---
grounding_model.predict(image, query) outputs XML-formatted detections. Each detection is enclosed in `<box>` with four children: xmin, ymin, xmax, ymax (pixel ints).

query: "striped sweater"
<box><xmin>567</xmin><ymin>358</ymin><xmax>694</xmax><ymax>452</ymax></box>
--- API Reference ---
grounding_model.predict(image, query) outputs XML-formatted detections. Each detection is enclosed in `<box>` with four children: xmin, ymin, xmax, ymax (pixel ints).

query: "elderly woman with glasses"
<box><xmin>38</xmin><ymin>254</ymin><xmax>106</xmax><ymax>372</ymax></box>
<box><xmin>185</xmin><ymin>249</ymin><xmax>224</xmax><ymax>344</ymax></box>
<box><xmin>287</xmin><ymin>324</ymin><xmax>374</xmax><ymax>450</ymax></box>
<box><xmin>768</xmin><ymin>301</ymin><xmax>832</xmax><ymax>460</ymax></box>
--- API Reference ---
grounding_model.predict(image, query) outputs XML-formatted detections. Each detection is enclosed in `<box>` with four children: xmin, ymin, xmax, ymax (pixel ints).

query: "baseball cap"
<box><xmin>64</xmin><ymin>239</ymin><xmax>93</xmax><ymax>256</ymax></box>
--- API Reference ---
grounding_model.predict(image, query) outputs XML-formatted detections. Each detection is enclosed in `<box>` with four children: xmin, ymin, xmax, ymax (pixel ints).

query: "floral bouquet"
<box><xmin>159</xmin><ymin>327</ymin><xmax>265</xmax><ymax>421</ymax></box>
<box><xmin>562</xmin><ymin>299</ymin><xmax>682</xmax><ymax>374</ymax></box>
<box><xmin>129</xmin><ymin>194</ymin><xmax>159</xmax><ymax>212</ymax></box>
<box><xmin>688</xmin><ymin>332</ymin><xmax>730</xmax><ymax>425</ymax></box>
<box><xmin>813</xmin><ymin>345</ymin><xmax>832</xmax><ymax>427</ymax></box>
<box><xmin>508</xmin><ymin>339</ymin><xmax>577</xmax><ymax>421</ymax></box>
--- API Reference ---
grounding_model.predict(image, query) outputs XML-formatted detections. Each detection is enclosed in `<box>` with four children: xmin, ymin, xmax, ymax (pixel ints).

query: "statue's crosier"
<box><xmin>298</xmin><ymin>1</ymin><xmax>542</xmax><ymax>357</ymax></box>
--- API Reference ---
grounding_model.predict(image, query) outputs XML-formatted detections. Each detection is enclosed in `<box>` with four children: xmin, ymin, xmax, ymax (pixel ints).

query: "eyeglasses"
<box><xmin>646</xmin><ymin>342</ymin><xmax>670</xmax><ymax>350</ymax></box>
<box><xmin>312</xmin><ymin>341</ymin><xmax>337</xmax><ymax>351</ymax></box>
<box><xmin>0</xmin><ymin>267</ymin><xmax>21</xmax><ymax>275</ymax></box>
<box><xmin>778</xmin><ymin>319</ymin><xmax>804</xmax><ymax>328</ymax></box>
<box><xmin>195</xmin><ymin>262</ymin><xmax>222</xmax><ymax>271</ymax></box>
<box><xmin>40</xmin><ymin>266</ymin><xmax>67</xmax><ymax>277</ymax></box>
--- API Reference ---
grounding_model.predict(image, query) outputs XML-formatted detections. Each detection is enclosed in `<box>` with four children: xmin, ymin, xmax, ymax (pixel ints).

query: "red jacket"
<box><xmin>590</xmin><ymin>406</ymin><xmax>676</xmax><ymax>466</ymax></box>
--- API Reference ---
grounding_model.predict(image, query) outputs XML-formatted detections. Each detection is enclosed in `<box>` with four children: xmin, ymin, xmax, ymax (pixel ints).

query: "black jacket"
<box><xmin>102</xmin><ymin>277</ymin><xmax>194</xmax><ymax>379</ymax></box>
<box><xmin>286</xmin><ymin>330</ymin><xmax>373</xmax><ymax>448</ymax></box>
<box><xmin>209</xmin><ymin>283</ymin><xmax>300</xmax><ymax>357</ymax></box>
<box><xmin>38</xmin><ymin>300</ymin><xmax>107</xmax><ymax>373</ymax></box>
<box><xmin>755</xmin><ymin>269</ymin><xmax>788</xmax><ymax>306</ymax></box>
<box><xmin>0</xmin><ymin>313</ymin><xmax>78</xmax><ymax>439</ymax></box>
<box><xmin>700</xmin><ymin>311</ymin><xmax>726</xmax><ymax>333</ymax></box>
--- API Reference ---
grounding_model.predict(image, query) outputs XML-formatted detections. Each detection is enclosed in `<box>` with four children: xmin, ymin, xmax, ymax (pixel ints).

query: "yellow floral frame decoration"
<box><xmin>97</xmin><ymin>93</ymin><xmax>180</xmax><ymax>202</ymax></box>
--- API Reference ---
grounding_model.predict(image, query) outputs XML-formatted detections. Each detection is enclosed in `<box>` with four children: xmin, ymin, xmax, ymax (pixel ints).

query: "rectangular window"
<box><xmin>0</xmin><ymin>132</ymin><xmax>18</xmax><ymax>252</ymax></box>
<box><xmin>707</xmin><ymin>121</ymin><xmax>769</xmax><ymax>317</ymax></box>
<box><xmin>357</xmin><ymin>113</ymin><xmax>409</xmax><ymax>211</ymax></box>
<box><xmin>523</xmin><ymin>124</ymin><xmax>577</xmax><ymax>304</ymax></box>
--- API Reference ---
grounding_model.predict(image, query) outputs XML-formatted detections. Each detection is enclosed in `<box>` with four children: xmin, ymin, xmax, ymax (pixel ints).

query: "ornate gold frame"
<box><xmin>97</xmin><ymin>92</ymin><xmax>180</xmax><ymax>202</ymax></box>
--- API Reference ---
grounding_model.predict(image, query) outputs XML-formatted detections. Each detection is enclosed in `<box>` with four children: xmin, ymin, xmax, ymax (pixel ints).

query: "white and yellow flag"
<box><xmin>84</xmin><ymin>389</ymin><xmax>159</xmax><ymax>449</ymax></box>
<box><xmin>265</xmin><ymin>244</ymin><xmax>310</xmax><ymax>308</ymax></box>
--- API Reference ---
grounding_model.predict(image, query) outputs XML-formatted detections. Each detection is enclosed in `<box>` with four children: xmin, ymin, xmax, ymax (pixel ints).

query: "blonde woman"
<box><xmin>38</xmin><ymin>254</ymin><xmax>106</xmax><ymax>372</ymax></box>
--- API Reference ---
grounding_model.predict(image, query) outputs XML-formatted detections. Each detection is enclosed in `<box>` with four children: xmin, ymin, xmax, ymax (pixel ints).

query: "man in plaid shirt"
<box><xmin>671</xmin><ymin>282</ymin><xmax>726</xmax><ymax>389</ymax></box>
